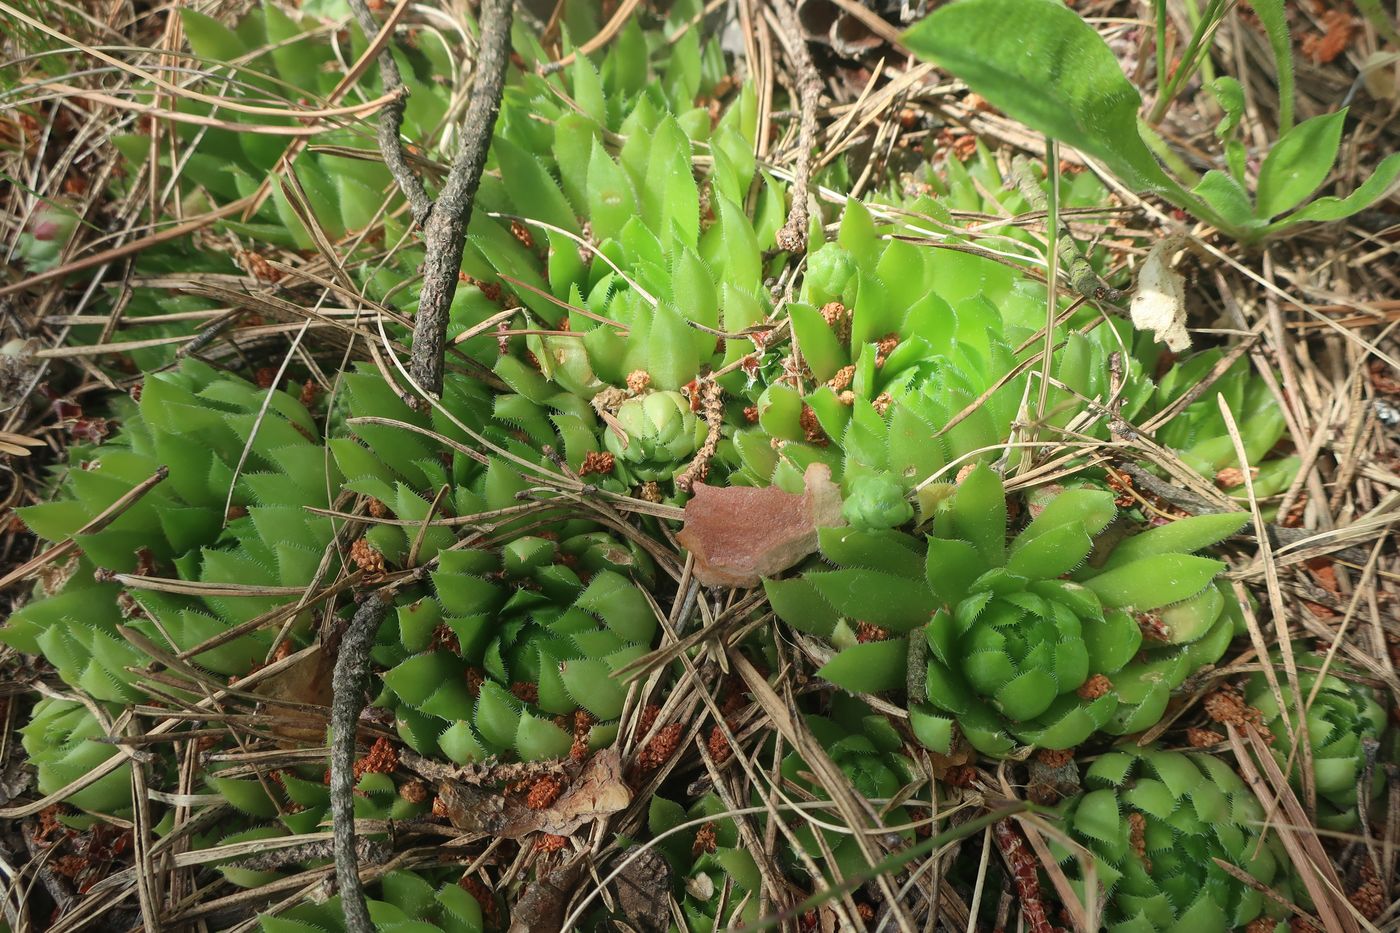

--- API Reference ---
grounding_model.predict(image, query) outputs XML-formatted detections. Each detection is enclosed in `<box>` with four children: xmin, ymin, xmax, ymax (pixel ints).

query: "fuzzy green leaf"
<box><xmin>1083</xmin><ymin>554</ymin><xmax>1223</xmax><ymax>610</ymax></box>
<box><xmin>904</xmin><ymin>0</ymin><xmax>1179</xmax><ymax>196</ymax></box>
<box><xmin>764</xmin><ymin>578</ymin><xmax>840</xmax><ymax>637</ymax></box>
<box><xmin>808</xmin><ymin>569</ymin><xmax>937</xmax><ymax>631</ymax></box>
<box><xmin>949</xmin><ymin>465</ymin><xmax>1007</xmax><ymax>565</ymax></box>
<box><xmin>1101</xmin><ymin>512</ymin><xmax>1247</xmax><ymax>569</ymax></box>
<box><xmin>1005</xmin><ymin>522</ymin><xmax>1093</xmax><ymax>580</ymax></box>
<box><xmin>817</xmin><ymin>640</ymin><xmax>908</xmax><ymax>694</ymax></box>
<box><xmin>1256</xmin><ymin>109</ymin><xmax>1347</xmax><ymax>218</ymax></box>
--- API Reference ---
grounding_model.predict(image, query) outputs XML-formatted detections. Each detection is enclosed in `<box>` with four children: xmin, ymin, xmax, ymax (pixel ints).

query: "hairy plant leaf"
<box><xmin>1101</xmin><ymin>511</ymin><xmax>1248</xmax><ymax>569</ymax></box>
<box><xmin>904</xmin><ymin>0</ymin><xmax>1178</xmax><ymax>195</ymax></box>
<box><xmin>808</xmin><ymin>569</ymin><xmax>937</xmax><ymax>631</ymax></box>
<box><xmin>949</xmin><ymin>465</ymin><xmax>1007</xmax><ymax>565</ymax></box>
<box><xmin>1006</xmin><ymin>522</ymin><xmax>1093</xmax><ymax>580</ymax></box>
<box><xmin>1266</xmin><ymin>151</ymin><xmax>1400</xmax><ymax>230</ymax></box>
<box><xmin>1083</xmin><ymin>554</ymin><xmax>1224</xmax><ymax>609</ymax></box>
<box><xmin>817</xmin><ymin>640</ymin><xmax>908</xmax><ymax>694</ymax></box>
<box><xmin>1247</xmin><ymin>0</ymin><xmax>1296</xmax><ymax>131</ymax></box>
<box><xmin>1255</xmin><ymin>109</ymin><xmax>1347</xmax><ymax>218</ymax></box>
<box><xmin>1206</xmin><ymin>76</ymin><xmax>1245</xmax><ymax>139</ymax></box>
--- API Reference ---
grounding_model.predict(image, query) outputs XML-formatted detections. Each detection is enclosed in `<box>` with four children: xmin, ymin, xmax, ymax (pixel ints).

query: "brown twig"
<box><xmin>675</xmin><ymin>380</ymin><xmax>724</xmax><ymax>493</ymax></box>
<box><xmin>345</xmin><ymin>0</ymin><xmax>433</xmax><ymax>227</ymax></box>
<box><xmin>773</xmin><ymin>0</ymin><xmax>820</xmax><ymax>253</ymax></box>
<box><xmin>330</xmin><ymin>591</ymin><xmax>390</xmax><ymax>933</ymax></box>
<box><xmin>346</xmin><ymin>0</ymin><xmax>513</xmax><ymax>395</ymax></box>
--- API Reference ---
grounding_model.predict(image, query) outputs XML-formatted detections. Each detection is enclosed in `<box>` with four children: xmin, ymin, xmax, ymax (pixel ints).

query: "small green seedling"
<box><xmin>905</xmin><ymin>0</ymin><xmax>1400</xmax><ymax>244</ymax></box>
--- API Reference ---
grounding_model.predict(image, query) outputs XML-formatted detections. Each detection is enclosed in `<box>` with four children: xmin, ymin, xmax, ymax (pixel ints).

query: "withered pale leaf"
<box><xmin>437</xmin><ymin>748</ymin><xmax>630</xmax><ymax>839</ymax></box>
<box><xmin>253</xmin><ymin>646</ymin><xmax>334</xmax><ymax>746</ymax></box>
<box><xmin>676</xmin><ymin>463</ymin><xmax>845</xmax><ymax>587</ymax></box>
<box><xmin>1130</xmin><ymin>237</ymin><xmax>1190</xmax><ymax>352</ymax></box>
<box><xmin>506</xmin><ymin>747</ymin><xmax>630</xmax><ymax>836</ymax></box>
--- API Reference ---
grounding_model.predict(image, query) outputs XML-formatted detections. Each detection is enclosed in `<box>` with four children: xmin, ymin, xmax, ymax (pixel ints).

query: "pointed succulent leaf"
<box><xmin>1005</xmin><ymin>521</ymin><xmax>1094</xmax><ymax>580</ymax></box>
<box><xmin>764</xmin><ymin>577</ymin><xmax>840</xmax><ymax>637</ymax></box>
<box><xmin>949</xmin><ymin>465</ymin><xmax>1007</xmax><ymax>565</ymax></box>
<box><xmin>1083</xmin><ymin>555</ymin><xmax>1224</xmax><ymax>610</ymax></box>
<box><xmin>816</xmin><ymin>639</ymin><xmax>907</xmax><ymax>694</ymax></box>
<box><xmin>1101</xmin><ymin>512</ymin><xmax>1248</xmax><ymax>569</ymax></box>
<box><xmin>817</xmin><ymin>527</ymin><xmax>924</xmax><ymax>578</ymax></box>
<box><xmin>807</xmin><ymin>569</ymin><xmax>936</xmax><ymax>631</ymax></box>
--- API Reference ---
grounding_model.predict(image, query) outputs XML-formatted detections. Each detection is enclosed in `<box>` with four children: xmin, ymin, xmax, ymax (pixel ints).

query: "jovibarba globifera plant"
<box><xmin>745</xmin><ymin>197</ymin><xmax>1156</xmax><ymax>498</ymax></box>
<box><xmin>1051</xmin><ymin>748</ymin><xmax>1296</xmax><ymax>931</ymax></box>
<box><xmin>378</xmin><ymin>534</ymin><xmax>659</xmax><ymax>763</ymax></box>
<box><xmin>20</xmin><ymin>698</ymin><xmax>134</xmax><ymax>824</ymax></box>
<box><xmin>2</xmin><ymin>359</ymin><xmax>336</xmax><ymax>701</ymax></box>
<box><xmin>767</xmin><ymin>467</ymin><xmax>1248</xmax><ymax>756</ymax></box>
<box><xmin>1245</xmin><ymin>651</ymin><xmax>1390</xmax><ymax>830</ymax></box>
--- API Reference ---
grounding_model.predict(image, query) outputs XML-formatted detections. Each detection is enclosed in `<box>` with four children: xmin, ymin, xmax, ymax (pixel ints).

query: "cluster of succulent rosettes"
<box><xmin>376</xmin><ymin>531</ymin><xmax>659</xmax><ymax>764</ymax></box>
<box><xmin>767</xmin><ymin>467</ymin><xmax>1249</xmax><ymax>757</ymax></box>
<box><xmin>1245</xmin><ymin>652</ymin><xmax>1389</xmax><ymax>830</ymax></box>
<box><xmin>877</xmin><ymin>139</ymin><xmax>1121</xmax><ymax>263</ymax></box>
<box><xmin>70</xmin><ymin>1</ymin><xmax>459</xmax><ymax>372</ymax></box>
<box><xmin>646</xmin><ymin>697</ymin><xmax>917</xmax><ymax>930</ymax></box>
<box><xmin>257</xmin><ymin>869</ymin><xmax>489</xmax><ymax>933</ymax></box>
<box><xmin>114</xmin><ymin>3</ymin><xmax>449</xmax><ymax>253</ymax></box>
<box><xmin>1052</xmin><ymin>748</ymin><xmax>1295</xmax><ymax>932</ymax></box>
<box><xmin>2</xmin><ymin>359</ymin><xmax>337</xmax><ymax>700</ymax></box>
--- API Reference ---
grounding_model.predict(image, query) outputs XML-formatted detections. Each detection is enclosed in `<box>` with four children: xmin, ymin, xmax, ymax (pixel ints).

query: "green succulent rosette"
<box><xmin>378</xmin><ymin>532</ymin><xmax>658</xmax><ymax>763</ymax></box>
<box><xmin>603</xmin><ymin>390</ymin><xmax>708</xmax><ymax>482</ymax></box>
<box><xmin>778</xmin><ymin>697</ymin><xmax>919</xmax><ymax>879</ymax></box>
<box><xmin>768</xmin><ymin>467</ymin><xmax>1248</xmax><ymax>756</ymax></box>
<box><xmin>744</xmin><ymin>198</ymin><xmax>1156</xmax><ymax>499</ymax></box>
<box><xmin>1052</xmin><ymin>748</ymin><xmax>1294</xmax><ymax>932</ymax></box>
<box><xmin>842</xmin><ymin>473</ymin><xmax>915</xmax><ymax>530</ymax></box>
<box><xmin>1245</xmin><ymin>652</ymin><xmax>1389</xmax><ymax>830</ymax></box>
<box><xmin>1146</xmin><ymin>347</ymin><xmax>1300</xmax><ymax>500</ymax></box>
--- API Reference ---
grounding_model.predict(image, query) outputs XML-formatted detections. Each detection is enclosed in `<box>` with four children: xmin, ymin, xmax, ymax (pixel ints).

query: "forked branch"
<box><xmin>348</xmin><ymin>0</ymin><xmax>515</xmax><ymax>395</ymax></box>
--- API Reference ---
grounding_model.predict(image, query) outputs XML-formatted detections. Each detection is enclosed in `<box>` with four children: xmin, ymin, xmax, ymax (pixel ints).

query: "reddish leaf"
<box><xmin>676</xmin><ymin>463</ymin><xmax>845</xmax><ymax>587</ymax></box>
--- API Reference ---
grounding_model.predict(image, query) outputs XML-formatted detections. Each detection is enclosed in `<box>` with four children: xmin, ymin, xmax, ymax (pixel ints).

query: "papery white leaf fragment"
<box><xmin>1131</xmin><ymin>237</ymin><xmax>1191</xmax><ymax>352</ymax></box>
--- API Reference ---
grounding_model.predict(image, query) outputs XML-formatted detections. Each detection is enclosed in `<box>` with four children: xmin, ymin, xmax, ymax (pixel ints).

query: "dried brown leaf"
<box><xmin>507</xmin><ymin>855</ymin><xmax>586</xmax><ymax>933</ymax></box>
<box><xmin>437</xmin><ymin>748</ymin><xmax>630</xmax><ymax>838</ymax></box>
<box><xmin>675</xmin><ymin>462</ymin><xmax>845</xmax><ymax>587</ymax></box>
<box><xmin>613</xmin><ymin>845</ymin><xmax>672</xmax><ymax>933</ymax></box>
<box><xmin>253</xmin><ymin>645</ymin><xmax>334</xmax><ymax>745</ymax></box>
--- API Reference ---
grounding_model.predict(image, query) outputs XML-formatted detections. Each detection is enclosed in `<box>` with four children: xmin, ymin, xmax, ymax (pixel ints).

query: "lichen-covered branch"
<box><xmin>408</xmin><ymin>0</ymin><xmax>514</xmax><ymax>395</ymax></box>
<box><xmin>345</xmin><ymin>0</ymin><xmax>433</xmax><ymax>226</ymax></box>
<box><xmin>330</xmin><ymin>591</ymin><xmax>390</xmax><ymax>933</ymax></box>
<box><xmin>349</xmin><ymin>0</ymin><xmax>514</xmax><ymax>396</ymax></box>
